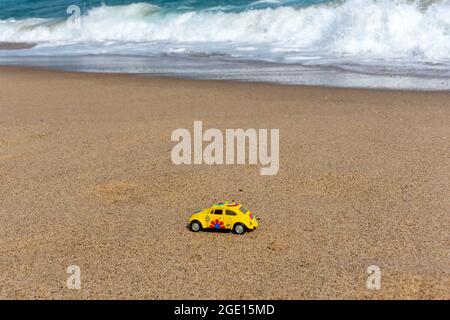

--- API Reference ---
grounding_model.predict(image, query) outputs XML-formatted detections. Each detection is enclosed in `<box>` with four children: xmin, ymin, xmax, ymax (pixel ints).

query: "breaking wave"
<box><xmin>0</xmin><ymin>0</ymin><xmax>449</xmax><ymax>60</ymax></box>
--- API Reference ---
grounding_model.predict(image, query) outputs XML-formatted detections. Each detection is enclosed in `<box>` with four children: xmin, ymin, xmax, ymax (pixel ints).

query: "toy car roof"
<box><xmin>213</xmin><ymin>200</ymin><xmax>240</xmax><ymax>207</ymax></box>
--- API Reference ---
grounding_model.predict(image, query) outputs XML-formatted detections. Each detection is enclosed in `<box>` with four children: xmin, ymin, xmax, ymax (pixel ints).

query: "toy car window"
<box><xmin>225</xmin><ymin>210</ymin><xmax>237</xmax><ymax>216</ymax></box>
<box><xmin>239</xmin><ymin>207</ymin><xmax>248</xmax><ymax>214</ymax></box>
<box><xmin>213</xmin><ymin>209</ymin><xmax>223</xmax><ymax>215</ymax></box>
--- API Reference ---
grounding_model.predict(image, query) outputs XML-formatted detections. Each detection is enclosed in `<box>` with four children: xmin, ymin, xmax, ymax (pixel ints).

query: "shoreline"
<box><xmin>1</xmin><ymin>65</ymin><xmax>449</xmax><ymax>299</ymax></box>
<box><xmin>1</xmin><ymin>64</ymin><xmax>450</xmax><ymax>93</ymax></box>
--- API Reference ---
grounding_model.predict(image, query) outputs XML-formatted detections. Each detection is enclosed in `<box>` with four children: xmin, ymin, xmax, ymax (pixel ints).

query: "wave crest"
<box><xmin>0</xmin><ymin>0</ymin><xmax>449</xmax><ymax>60</ymax></box>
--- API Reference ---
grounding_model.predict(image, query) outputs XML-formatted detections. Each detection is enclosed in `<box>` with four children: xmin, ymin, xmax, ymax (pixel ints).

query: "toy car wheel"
<box><xmin>233</xmin><ymin>223</ymin><xmax>246</xmax><ymax>235</ymax></box>
<box><xmin>190</xmin><ymin>221</ymin><xmax>202</xmax><ymax>232</ymax></box>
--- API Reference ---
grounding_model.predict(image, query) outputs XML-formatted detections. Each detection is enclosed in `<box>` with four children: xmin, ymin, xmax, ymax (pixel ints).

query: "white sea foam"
<box><xmin>0</xmin><ymin>0</ymin><xmax>449</xmax><ymax>67</ymax></box>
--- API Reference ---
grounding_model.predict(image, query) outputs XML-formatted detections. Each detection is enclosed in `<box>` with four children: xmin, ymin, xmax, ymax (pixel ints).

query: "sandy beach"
<box><xmin>0</xmin><ymin>66</ymin><xmax>449</xmax><ymax>299</ymax></box>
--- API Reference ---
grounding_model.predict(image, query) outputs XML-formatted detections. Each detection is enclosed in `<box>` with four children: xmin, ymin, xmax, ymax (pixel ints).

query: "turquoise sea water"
<box><xmin>0</xmin><ymin>0</ymin><xmax>327</xmax><ymax>19</ymax></box>
<box><xmin>0</xmin><ymin>0</ymin><xmax>449</xmax><ymax>89</ymax></box>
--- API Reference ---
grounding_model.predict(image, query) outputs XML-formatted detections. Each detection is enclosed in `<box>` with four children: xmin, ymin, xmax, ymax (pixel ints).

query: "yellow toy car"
<box><xmin>188</xmin><ymin>201</ymin><xmax>259</xmax><ymax>235</ymax></box>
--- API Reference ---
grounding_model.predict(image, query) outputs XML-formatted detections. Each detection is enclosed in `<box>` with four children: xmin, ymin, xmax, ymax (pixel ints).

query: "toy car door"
<box><xmin>209</xmin><ymin>209</ymin><xmax>225</xmax><ymax>229</ymax></box>
<box><xmin>224</xmin><ymin>209</ymin><xmax>238</xmax><ymax>230</ymax></box>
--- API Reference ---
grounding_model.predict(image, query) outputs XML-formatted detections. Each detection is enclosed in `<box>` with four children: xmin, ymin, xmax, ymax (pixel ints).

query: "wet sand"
<box><xmin>0</xmin><ymin>66</ymin><xmax>449</xmax><ymax>299</ymax></box>
<box><xmin>0</xmin><ymin>42</ymin><xmax>36</xmax><ymax>50</ymax></box>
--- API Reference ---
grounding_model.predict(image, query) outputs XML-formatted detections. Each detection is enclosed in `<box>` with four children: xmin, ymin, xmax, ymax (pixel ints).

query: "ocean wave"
<box><xmin>0</xmin><ymin>0</ymin><xmax>449</xmax><ymax>60</ymax></box>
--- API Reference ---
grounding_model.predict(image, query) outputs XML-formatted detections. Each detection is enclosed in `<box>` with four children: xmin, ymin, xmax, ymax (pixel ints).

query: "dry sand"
<box><xmin>0</xmin><ymin>66</ymin><xmax>449</xmax><ymax>299</ymax></box>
